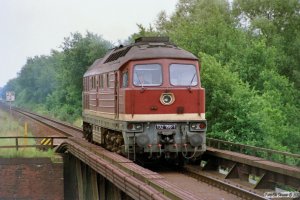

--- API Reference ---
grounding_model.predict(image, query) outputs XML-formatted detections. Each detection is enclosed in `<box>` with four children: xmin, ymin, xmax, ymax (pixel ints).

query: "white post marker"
<box><xmin>6</xmin><ymin>91</ymin><xmax>15</xmax><ymax>119</ymax></box>
<box><xmin>6</xmin><ymin>91</ymin><xmax>15</xmax><ymax>102</ymax></box>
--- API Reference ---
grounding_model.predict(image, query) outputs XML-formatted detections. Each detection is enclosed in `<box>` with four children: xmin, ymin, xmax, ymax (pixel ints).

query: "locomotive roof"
<box><xmin>84</xmin><ymin>37</ymin><xmax>198</xmax><ymax>77</ymax></box>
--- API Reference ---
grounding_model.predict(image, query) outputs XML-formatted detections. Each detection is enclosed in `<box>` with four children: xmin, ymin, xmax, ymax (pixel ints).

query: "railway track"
<box><xmin>149</xmin><ymin>163</ymin><xmax>266</xmax><ymax>200</ymax></box>
<box><xmin>12</xmin><ymin>107</ymin><xmax>82</xmax><ymax>138</ymax></box>
<box><xmin>2</xmin><ymin>104</ymin><xmax>299</xmax><ymax>200</ymax></box>
<box><xmin>150</xmin><ymin>166</ymin><xmax>243</xmax><ymax>200</ymax></box>
<box><xmin>184</xmin><ymin>165</ymin><xmax>266</xmax><ymax>200</ymax></box>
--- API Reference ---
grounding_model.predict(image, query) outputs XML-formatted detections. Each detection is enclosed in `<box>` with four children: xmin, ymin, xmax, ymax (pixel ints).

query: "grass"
<box><xmin>0</xmin><ymin>110</ymin><xmax>55</xmax><ymax>158</ymax></box>
<box><xmin>73</xmin><ymin>117</ymin><xmax>83</xmax><ymax>128</ymax></box>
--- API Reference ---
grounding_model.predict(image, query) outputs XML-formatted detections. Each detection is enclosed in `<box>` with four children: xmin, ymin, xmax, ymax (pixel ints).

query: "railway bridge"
<box><xmin>0</xmin><ymin>103</ymin><xmax>299</xmax><ymax>200</ymax></box>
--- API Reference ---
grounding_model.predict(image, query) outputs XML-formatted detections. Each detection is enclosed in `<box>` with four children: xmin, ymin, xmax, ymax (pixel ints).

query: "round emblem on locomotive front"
<box><xmin>160</xmin><ymin>93</ymin><xmax>175</xmax><ymax>105</ymax></box>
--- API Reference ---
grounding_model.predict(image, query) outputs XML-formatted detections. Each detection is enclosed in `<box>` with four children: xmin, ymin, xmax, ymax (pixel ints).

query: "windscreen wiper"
<box><xmin>187</xmin><ymin>73</ymin><xmax>196</xmax><ymax>91</ymax></box>
<box><xmin>135</xmin><ymin>72</ymin><xmax>144</xmax><ymax>90</ymax></box>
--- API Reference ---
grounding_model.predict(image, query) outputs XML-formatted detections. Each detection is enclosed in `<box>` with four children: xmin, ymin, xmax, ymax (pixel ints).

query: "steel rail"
<box><xmin>6</xmin><ymin>105</ymin><xmax>202</xmax><ymax>199</ymax></box>
<box><xmin>60</xmin><ymin>139</ymin><xmax>170</xmax><ymax>200</ymax></box>
<box><xmin>15</xmin><ymin>107</ymin><xmax>82</xmax><ymax>132</ymax></box>
<box><xmin>4</xmin><ymin>104</ymin><xmax>297</xmax><ymax>200</ymax></box>
<box><xmin>11</xmin><ymin>107</ymin><xmax>81</xmax><ymax>138</ymax></box>
<box><xmin>59</xmin><ymin>137</ymin><xmax>202</xmax><ymax>200</ymax></box>
<box><xmin>184</xmin><ymin>165</ymin><xmax>269</xmax><ymax>200</ymax></box>
<box><xmin>7</xmin><ymin>103</ymin><xmax>299</xmax><ymax>166</ymax></box>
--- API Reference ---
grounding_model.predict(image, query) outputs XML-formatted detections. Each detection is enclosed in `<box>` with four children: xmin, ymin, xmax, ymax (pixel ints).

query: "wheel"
<box><xmin>83</xmin><ymin>122</ymin><xmax>93</xmax><ymax>142</ymax></box>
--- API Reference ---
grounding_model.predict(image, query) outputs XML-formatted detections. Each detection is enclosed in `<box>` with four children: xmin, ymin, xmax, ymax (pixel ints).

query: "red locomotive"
<box><xmin>82</xmin><ymin>37</ymin><xmax>206</xmax><ymax>164</ymax></box>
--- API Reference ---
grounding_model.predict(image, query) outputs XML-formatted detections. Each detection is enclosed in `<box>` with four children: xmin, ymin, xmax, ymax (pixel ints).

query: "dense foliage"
<box><xmin>0</xmin><ymin>0</ymin><xmax>299</xmax><ymax>153</ymax></box>
<box><xmin>1</xmin><ymin>32</ymin><xmax>112</xmax><ymax>122</ymax></box>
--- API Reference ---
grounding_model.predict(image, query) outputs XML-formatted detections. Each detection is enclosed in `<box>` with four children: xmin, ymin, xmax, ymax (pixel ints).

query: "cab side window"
<box><xmin>122</xmin><ymin>71</ymin><xmax>128</xmax><ymax>88</ymax></box>
<box><xmin>99</xmin><ymin>74</ymin><xmax>104</xmax><ymax>88</ymax></box>
<box><xmin>106</xmin><ymin>73</ymin><xmax>110</xmax><ymax>88</ymax></box>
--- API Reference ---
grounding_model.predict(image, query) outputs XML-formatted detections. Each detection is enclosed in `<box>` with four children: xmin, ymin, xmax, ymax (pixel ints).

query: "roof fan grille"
<box><xmin>135</xmin><ymin>37</ymin><xmax>169</xmax><ymax>43</ymax></box>
<box><xmin>104</xmin><ymin>47</ymin><xmax>131</xmax><ymax>63</ymax></box>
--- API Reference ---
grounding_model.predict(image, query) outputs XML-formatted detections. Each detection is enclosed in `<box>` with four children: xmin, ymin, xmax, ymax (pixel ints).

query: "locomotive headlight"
<box><xmin>190</xmin><ymin>121</ymin><xmax>207</xmax><ymax>131</ymax></box>
<box><xmin>127</xmin><ymin>123</ymin><xmax>134</xmax><ymax>130</ymax></box>
<box><xmin>189</xmin><ymin>134</ymin><xmax>203</xmax><ymax>147</ymax></box>
<box><xmin>160</xmin><ymin>93</ymin><xmax>175</xmax><ymax>105</ymax></box>
<box><xmin>163</xmin><ymin>95</ymin><xmax>172</xmax><ymax>103</ymax></box>
<box><xmin>127</xmin><ymin>123</ymin><xmax>143</xmax><ymax>132</ymax></box>
<box><xmin>135</xmin><ymin>124</ymin><xmax>142</xmax><ymax>130</ymax></box>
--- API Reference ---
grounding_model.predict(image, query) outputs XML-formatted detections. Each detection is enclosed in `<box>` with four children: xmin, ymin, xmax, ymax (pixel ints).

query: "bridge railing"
<box><xmin>206</xmin><ymin>137</ymin><xmax>300</xmax><ymax>166</ymax></box>
<box><xmin>0</xmin><ymin>136</ymin><xmax>68</xmax><ymax>151</ymax></box>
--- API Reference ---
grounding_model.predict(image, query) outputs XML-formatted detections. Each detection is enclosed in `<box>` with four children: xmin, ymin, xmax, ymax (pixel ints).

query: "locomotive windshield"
<box><xmin>170</xmin><ymin>64</ymin><xmax>198</xmax><ymax>86</ymax></box>
<box><xmin>133</xmin><ymin>64</ymin><xmax>162</xmax><ymax>86</ymax></box>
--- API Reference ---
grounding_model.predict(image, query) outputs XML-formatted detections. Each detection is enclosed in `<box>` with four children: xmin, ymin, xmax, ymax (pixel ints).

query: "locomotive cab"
<box><xmin>83</xmin><ymin>37</ymin><xmax>206</xmax><ymax>164</ymax></box>
<box><xmin>118</xmin><ymin>58</ymin><xmax>206</xmax><ymax>161</ymax></box>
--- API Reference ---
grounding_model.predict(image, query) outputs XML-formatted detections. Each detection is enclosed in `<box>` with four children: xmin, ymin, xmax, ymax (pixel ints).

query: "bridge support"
<box><xmin>64</xmin><ymin>154</ymin><xmax>132</xmax><ymax>200</ymax></box>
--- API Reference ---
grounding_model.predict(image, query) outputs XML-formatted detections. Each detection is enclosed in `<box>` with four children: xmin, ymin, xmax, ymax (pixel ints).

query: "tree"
<box><xmin>233</xmin><ymin>0</ymin><xmax>300</xmax><ymax>88</ymax></box>
<box><xmin>143</xmin><ymin>0</ymin><xmax>300</xmax><ymax>153</ymax></box>
<box><xmin>1</xmin><ymin>32</ymin><xmax>112</xmax><ymax>122</ymax></box>
<box><xmin>156</xmin><ymin>0</ymin><xmax>245</xmax><ymax>64</ymax></box>
<box><xmin>47</xmin><ymin>32</ymin><xmax>112</xmax><ymax>121</ymax></box>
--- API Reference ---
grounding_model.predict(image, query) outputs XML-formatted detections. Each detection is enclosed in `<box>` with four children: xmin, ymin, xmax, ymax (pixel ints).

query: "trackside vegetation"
<box><xmin>0</xmin><ymin>110</ymin><xmax>54</xmax><ymax>158</ymax></box>
<box><xmin>0</xmin><ymin>0</ymin><xmax>299</xmax><ymax>155</ymax></box>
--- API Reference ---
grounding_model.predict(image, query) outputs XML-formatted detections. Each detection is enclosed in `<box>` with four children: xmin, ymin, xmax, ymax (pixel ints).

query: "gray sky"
<box><xmin>0</xmin><ymin>0</ymin><xmax>177</xmax><ymax>87</ymax></box>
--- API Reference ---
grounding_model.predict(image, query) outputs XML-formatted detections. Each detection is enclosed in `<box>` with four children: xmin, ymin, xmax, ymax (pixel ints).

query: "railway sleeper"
<box><xmin>194</xmin><ymin>155</ymin><xmax>300</xmax><ymax>195</ymax></box>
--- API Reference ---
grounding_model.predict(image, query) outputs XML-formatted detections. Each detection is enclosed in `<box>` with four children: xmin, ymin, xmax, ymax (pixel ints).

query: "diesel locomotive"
<box><xmin>82</xmin><ymin>37</ymin><xmax>206</xmax><ymax>163</ymax></box>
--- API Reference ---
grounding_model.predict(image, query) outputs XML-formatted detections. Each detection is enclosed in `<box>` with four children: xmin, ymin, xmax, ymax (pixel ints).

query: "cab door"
<box><xmin>114</xmin><ymin>71</ymin><xmax>119</xmax><ymax>119</ymax></box>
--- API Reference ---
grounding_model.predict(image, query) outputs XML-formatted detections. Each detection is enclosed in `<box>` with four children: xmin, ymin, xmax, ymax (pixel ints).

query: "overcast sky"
<box><xmin>0</xmin><ymin>0</ymin><xmax>177</xmax><ymax>87</ymax></box>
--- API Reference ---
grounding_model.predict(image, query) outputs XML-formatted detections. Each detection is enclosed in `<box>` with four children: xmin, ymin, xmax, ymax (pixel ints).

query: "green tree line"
<box><xmin>1</xmin><ymin>32</ymin><xmax>112</xmax><ymax>122</ymax></box>
<box><xmin>1</xmin><ymin>0</ymin><xmax>299</xmax><ymax>154</ymax></box>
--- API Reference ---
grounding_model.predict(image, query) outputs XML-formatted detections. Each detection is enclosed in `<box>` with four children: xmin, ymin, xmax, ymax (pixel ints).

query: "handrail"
<box><xmin>0</xmin><ymin>136</ymin><xmax>68</xmax><ymax>151</ymax></box>
<box><xmin>206</xmin><ymin>137</ymin><xmax>300</xmax><ymax>166</ymax></box>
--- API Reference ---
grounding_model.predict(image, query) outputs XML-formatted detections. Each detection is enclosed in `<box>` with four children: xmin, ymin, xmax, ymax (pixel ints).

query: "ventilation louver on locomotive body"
<box><xmin>104</xmin><ymin>47</ymin><xmax>131</xmax><ymax>63</ymax></box>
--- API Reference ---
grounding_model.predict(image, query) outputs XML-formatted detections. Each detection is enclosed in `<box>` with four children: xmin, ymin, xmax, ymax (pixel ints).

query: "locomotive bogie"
<box><xmin>84</xmin><ymin>112</ymin><xmax>206</xmax><ymax>160</ymax></box>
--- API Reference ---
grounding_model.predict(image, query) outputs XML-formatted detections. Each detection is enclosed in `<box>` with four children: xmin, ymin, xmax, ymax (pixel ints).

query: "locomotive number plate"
<box><xmin>155</xmin><ymin>124</ymin><xmax>177</xmax><ymax>130</ymax></box>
